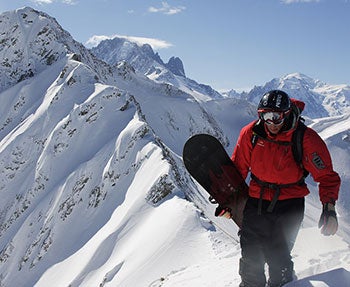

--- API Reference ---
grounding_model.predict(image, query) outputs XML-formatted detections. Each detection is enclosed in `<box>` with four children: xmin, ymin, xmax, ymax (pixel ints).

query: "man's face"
<box><xmin>259</xmin><ymin>110</ymin><xmax>286</xmax><ymax>134</ymax></box>
<box><xmin>265</xmin><ymin>121</ymin><xmax>284</xmax><ymax>134</ymax></box>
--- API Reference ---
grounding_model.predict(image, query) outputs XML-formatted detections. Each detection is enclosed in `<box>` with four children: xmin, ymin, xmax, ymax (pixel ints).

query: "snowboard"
<box><xmin>183</xmin><ymin>134</ymin><xmax>248</xmax><ymax>228</ymax></box>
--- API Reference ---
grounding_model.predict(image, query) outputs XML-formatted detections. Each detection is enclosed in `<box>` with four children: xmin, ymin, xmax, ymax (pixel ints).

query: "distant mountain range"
<box><xmin>91</xmin><ymin>38</ymin><xmax>350</xmax><ymax>118</ymax></box>
<box><xmin>91</xmin><ymin>37</ymin><xmax>223</xmax><ymax>101</ymax></box>
<box><xmin>0</xmin><ymin>6</ymin><xmax>349</xmax><ymax>287</ymax></box>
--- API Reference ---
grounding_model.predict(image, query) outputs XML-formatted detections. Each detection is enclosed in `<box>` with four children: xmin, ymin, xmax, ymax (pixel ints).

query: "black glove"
<box><xmin>215</xmin><ymin>206</ymin><xmax>232</xmax><ymax>218</ymax></box>
<box><xmin>318</xmin><ymin>203</ymin><xmax>338</xmax><ymax>236</ymax></box>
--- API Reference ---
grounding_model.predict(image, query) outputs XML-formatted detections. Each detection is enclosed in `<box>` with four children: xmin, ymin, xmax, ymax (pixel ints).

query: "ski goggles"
<box><xmin>259</xmin><ymin>111</ymin><xmax>286</xmax><ymax>125</ymax></box>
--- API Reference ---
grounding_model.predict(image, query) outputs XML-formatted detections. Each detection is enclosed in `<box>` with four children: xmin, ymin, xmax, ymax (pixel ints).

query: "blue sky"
<box><xmin>1</xmin><ymin>0</ymin><xmax>349</xmax><ymax>91</ymax></box>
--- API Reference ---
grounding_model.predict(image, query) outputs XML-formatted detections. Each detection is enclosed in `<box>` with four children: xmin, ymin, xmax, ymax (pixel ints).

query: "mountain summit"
<box><xmin>91</xmin><ymin>37</ymin><xmax>185</xmax><ymax>77</ymax></box>
<box><xmin>0</xmin><ymin>7</ymin><xmax>91</xmax><ymax>92</ymax></box>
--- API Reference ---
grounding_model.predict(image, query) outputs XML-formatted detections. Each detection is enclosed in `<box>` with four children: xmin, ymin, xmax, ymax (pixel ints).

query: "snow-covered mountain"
<box><xmin>91</xmin><ymin>37</ymin><xmax>185</xmax><ymax>77</ymax></box>
<box><xmin>91</xmin><ymin>36</ymin><xmax>223</xmax><ymax>102</ymax></box>
<box><xmin>224</xmin><ymin>73</ymin><xmax>350</xmax><ymax>118</ymax></box>
<box><xmin>0</xmin><ymin>7</ymin><xmax>349</xmax><ymax>287</ymax></box>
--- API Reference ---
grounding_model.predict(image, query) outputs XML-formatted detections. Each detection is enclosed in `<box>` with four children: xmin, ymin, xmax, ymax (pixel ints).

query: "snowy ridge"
<box><xmin>0</xmin><ymin>52</ymin><xmax>202</xmax><ymax>285</ymax></box>
<box><xmin>0</xmin><ymin>6</ymin><xmax>349</xmax><ymax>287</ymax></box>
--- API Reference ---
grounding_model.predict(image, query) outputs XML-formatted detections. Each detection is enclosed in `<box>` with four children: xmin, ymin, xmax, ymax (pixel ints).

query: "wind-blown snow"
<box><xmin>0</xmin><ymin>7</ymin><xmax>349</xmax><ymax>287</ymax></box>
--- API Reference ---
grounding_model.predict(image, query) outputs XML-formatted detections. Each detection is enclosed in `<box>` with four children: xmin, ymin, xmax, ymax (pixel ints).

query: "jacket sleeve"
<box><xmin>231</xmin><ymin>124</ymin><xmax>253</xmax><ymax>180</ymax></box>
<box><xmin>303</xmin><ymin>128</ymin><xmax>341</xmax><ymax>204</ymax></box>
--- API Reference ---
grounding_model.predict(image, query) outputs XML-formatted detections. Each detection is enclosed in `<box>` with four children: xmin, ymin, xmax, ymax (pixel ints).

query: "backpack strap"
<box><xmin>251</xmin><ymin>120</ymin><xmax>265</xmax><ymax>148</ymax></box>
<box><xmin>292</xmin><ymin>121</ymin><xmax>307</xmax><ymax>170</ymax></box>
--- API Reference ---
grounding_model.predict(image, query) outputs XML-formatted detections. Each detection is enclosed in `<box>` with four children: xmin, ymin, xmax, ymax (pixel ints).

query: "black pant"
<box><xmin>239</xmin><ymin>197</ymin><xmax>305</xmax><ymax>287</ymax></box>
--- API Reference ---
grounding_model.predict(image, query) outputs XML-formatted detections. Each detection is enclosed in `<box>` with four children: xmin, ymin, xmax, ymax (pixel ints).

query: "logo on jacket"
<box><xmin>312</xmin><ymin>152</ymin><xmax>325</xmax><ymax>169</ymax></box>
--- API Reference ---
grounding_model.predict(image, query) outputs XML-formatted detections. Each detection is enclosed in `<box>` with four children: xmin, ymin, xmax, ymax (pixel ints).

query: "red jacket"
<box><xmin>231</xmin><ymin>101</ymin><xmax>340</xmax><ymax>204</ymax></box>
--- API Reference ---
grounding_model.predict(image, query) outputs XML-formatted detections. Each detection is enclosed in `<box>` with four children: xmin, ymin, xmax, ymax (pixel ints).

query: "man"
<box><xmin>219</xmin><ymin>90</ymin><xmax>341</xmax><ymax>286</ymax></box>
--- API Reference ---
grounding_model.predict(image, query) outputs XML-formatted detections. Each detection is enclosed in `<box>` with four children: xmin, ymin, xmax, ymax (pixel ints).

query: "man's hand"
<box><xmin>215</xmin><ymin>206</ymin><xmax>232</xmax><ymax>219</ymax></box>
<box><xmin>318</xmin><ymin>203</ymin><xmax>338</xmax><ymax>236</ymax></box>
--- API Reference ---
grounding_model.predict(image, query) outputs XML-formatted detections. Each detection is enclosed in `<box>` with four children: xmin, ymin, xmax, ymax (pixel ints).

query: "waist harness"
<box><xmin>251</xmin><ymin>173</ymin><xmax>306</xmax><ymax>214</ymax></box>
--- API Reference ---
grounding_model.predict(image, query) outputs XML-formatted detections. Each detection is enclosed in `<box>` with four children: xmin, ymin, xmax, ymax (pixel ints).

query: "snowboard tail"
<box><xmin>183</xmin><ymin>134</ymin><xmax>248</xmax><ymax>228</ymax></box>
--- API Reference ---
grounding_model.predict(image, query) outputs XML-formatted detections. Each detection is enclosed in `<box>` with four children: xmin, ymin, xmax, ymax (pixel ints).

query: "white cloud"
<box><xmin>30</xmin><ymin>0</ymin><xmax>77</xmax><ymax>4</ymax></box>
<box><xmin>62</xmin><ymin>0</ymin><xmax>77</xmax><ymax>4</ymax></box>
<box><xmin>31</xmin><ymin>0</ymin><xmax>53</xmax><ymax>4</ymax></box>
<box><xmin>281</xmin><ymin>0</ymin><xmax>320</xmax><ymax>3</ymax></box>
<box><xmin>86</xmin><ymin>34</ymin><xmax>173</xmax><ymax>50</ymax></box>
<box><xmin>148</xmin><ymin>1</ymin><xmax>185</xmax><ymax>15</ymax></box>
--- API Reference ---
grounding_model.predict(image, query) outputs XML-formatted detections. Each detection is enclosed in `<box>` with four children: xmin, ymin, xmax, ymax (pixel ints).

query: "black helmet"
<box><xmin>257</xmin><ymin>90</ymin><xmax>291</xmax><ymax>112</ymax></box>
